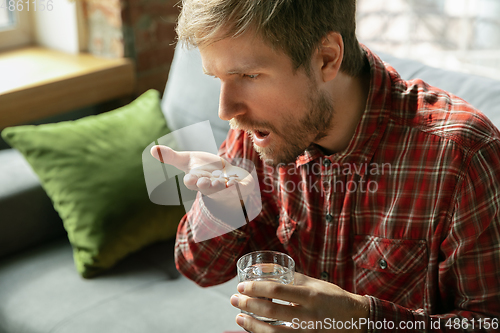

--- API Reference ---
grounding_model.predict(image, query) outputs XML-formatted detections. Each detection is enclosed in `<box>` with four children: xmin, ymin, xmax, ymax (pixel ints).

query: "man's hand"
<box><xmin>230</xmin><ymin>273</ymin><xmax>370</xmax><ymax>333</ymax></box>
<box><xmin>150</xmin><ymin>145</ymin><xmax>255</xmax><ymax>201</ymax></box>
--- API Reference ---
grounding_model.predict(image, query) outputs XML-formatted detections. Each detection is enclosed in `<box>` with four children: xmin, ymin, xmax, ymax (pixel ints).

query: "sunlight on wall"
<box><xmin>33</xmin><ymin>1</ymin><xmax>79</xmax><ymax>54</ymax></box>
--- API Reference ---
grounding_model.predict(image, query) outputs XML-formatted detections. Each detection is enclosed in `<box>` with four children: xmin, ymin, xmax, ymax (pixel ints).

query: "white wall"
<box><xmin>33</xmin><ymin>1</ymin><xmax>79</xmax><ymax>54</ymax></box>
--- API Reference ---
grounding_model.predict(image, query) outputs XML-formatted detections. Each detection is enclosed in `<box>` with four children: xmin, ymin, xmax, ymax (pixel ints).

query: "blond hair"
<box><xmin>176</xmin><ymin>0</ymin><xmax>365</xmax><ymax>77</ymax></box>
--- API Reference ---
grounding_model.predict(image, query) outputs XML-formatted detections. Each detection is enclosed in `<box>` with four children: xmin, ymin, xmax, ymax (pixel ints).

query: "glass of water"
<box><xmin>236</xmin><ymin>251</ymin><xmax>295</xmax><ymax>326</ymax></box>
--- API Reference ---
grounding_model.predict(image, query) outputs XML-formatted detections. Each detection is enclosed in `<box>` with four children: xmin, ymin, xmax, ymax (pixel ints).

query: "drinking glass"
<box><xmin>236</xmin><ymin>251</ymin><xmax>295</xmax><ymax>326</ymax></box>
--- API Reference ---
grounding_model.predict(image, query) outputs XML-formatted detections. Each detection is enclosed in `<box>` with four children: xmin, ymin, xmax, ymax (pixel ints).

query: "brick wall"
<box><xmin>121</xmin><ymin>0</ymin><xmax>180</xmax><ymax>96</ymax></box>
<box><xmin>85</xmin><ymin>0</ymin><xmax>180</xmax><ymax>97</ymax></box>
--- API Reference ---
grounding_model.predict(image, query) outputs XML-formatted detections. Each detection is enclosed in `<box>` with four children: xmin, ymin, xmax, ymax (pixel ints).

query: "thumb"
<box><xmin>151</xmin><ymin>145</ymin><xmax>191</xmax><ymax>172</ymax></box>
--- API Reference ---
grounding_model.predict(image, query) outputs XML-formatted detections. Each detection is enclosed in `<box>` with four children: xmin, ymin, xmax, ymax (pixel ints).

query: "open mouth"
<box><xmin>255</xmin><ymin>130</ymin><xmax>270</xmax><ymax>139</ymax></box>
<box><xmin>252</xmin><ymin>130</ymin><xmax>272</xmax><ymax>147</ymax></box>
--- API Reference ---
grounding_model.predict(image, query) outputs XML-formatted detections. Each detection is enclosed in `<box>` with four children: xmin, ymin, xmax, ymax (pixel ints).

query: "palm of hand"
<box><xmin>151</xmin><ymin>146</ymin><xmax>255</xmax><ymax>200</ymax></box>
<box><xmin>186</xmin><ymin>153</ymin><xmax>254</xmax><ymax>200</ymax></box>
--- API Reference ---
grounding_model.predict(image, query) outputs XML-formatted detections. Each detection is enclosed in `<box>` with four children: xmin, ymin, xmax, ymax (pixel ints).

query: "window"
<box><xmin>0</xmin><ymin>2</ymin><xmax>16</xmax><ymax>30</ymax></box>
<box><xmin>357</xmin><ymin>0</ymin><xmax>500</xmax><ymax>79</ymax></box>
<box><xmin>0</xmin><ymin>1</ymin><xmax>33</xmax><ymax>50</ymax></box>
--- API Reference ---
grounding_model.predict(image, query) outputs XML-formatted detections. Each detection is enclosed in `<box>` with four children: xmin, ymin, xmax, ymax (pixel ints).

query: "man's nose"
<box><xmin>218</xmin><ymin>81</ymin><xmax>247</xmax><ymax>121</ymax></box>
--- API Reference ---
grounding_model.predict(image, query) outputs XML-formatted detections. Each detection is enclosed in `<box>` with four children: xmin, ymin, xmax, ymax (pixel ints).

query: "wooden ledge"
<box><xmin>0</xmin><ymin>47</ymin><xmax>135</xmax><ymax>128</ymax></box>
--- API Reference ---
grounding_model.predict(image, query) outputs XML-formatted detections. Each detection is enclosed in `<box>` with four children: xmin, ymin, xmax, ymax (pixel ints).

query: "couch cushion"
<box><xmin>0</xmin><ymin>149</ymin><xmax>40</xmax><ymax>197</ymax></box>
<box><xmin>0</xmin><ymin>149</ymin><xmax>65</xmax><ymax>258</ymax></box>
<box><xmin>162</xmin><ymin>46</ymin><xmax>229</xmax><ymax>149</ymax></box>
<box><xmin>1</xmin><ymin>90</ymin><xmax>186</xmax><ymax>278</ymax></box>
<box><xmin>0</xmin><ymin>238</ymin><xmax>241</xmax><ymax>333</ymax></box>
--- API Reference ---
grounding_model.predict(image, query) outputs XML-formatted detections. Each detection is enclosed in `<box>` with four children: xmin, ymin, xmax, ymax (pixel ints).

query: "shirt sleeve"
<box><xmin>366</xmin><ymin>139</ymin><xmax>500</xmax><ymax>332</ymax></box>
<box><xmin>174</xmin><ymin>129</ymin><xmax>284</xmax><ymax>287</ymax></box>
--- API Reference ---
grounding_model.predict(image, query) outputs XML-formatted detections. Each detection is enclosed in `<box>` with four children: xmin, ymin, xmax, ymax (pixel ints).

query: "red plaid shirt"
<box><xmin>175</xmin><ymin>47</ymin><xmax>500</xmax><ymax>332</ymax></box>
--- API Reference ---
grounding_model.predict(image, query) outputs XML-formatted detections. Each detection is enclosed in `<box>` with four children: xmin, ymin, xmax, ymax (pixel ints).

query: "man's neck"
<box><xmin>315</xmin><ymin>67</ymin><xmax>371</xmax><ymax>155</ymax></box>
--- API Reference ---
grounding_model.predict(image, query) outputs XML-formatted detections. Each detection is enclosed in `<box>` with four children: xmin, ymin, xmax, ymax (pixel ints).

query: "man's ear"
<box><xmin>314</xmin><ymin>31</ymin><xmax>343</xmax><ymax>82</ymax></box>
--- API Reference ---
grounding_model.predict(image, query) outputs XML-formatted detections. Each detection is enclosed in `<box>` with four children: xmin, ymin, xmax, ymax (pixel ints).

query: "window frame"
<box><xmin>0</xmin><ymin>4</ymin><xmax>33</xmax><ymax>51</ymax></box>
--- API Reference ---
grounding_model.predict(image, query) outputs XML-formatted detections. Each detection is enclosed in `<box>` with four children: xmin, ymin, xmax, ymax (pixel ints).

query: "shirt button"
<box><xmin>325</xmin><ymin>214</ymin><xmax>333</xmax><ymax>223</ymax></box>
<box><xmin>379</xmin><ymin>259</ymin><xmax>388</xmax><ymax>270</ymax></box>
<box><xmin>323</xmin><ymin>159</ymin><xmax>331</xmax><ymax>167</ymax></box>
<box><xmin>320</xmin><ymin>271</ymin><xmax>329</xmax><ymax>281</ymax></box>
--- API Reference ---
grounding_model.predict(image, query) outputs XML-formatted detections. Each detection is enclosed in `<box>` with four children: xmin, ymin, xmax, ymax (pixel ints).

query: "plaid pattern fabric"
<box><xmin>175</xmin><ymin>47</ymin><xmax>500</xmax><ymax>332</ymax></box>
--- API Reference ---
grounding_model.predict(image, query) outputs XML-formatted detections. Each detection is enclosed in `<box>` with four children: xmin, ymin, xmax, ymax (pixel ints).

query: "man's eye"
<box><xmin>243</xmin><ymin>74</ymin><xmax>259</xmax><ymax>79</ymax></box>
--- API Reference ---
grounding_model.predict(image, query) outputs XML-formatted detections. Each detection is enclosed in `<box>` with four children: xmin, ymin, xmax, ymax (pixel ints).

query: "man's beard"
<box><xmin>230</xmin><ymin>85</ymin><xmax>335</xmax><ymax>167</ymax></box>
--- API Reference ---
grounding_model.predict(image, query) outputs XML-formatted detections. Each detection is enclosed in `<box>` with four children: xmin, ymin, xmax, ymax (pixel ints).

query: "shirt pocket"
<box><xmin>352</xmin><ymin>235</ymin><xmax>428</xmax><ymax>309</ymax></box>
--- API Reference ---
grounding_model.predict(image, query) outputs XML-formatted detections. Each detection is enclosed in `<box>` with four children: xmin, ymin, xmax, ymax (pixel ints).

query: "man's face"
<box><xmin>199</xmin><ymin>32</ymin><xmax>335</xmax><ymax>166</ymax></box>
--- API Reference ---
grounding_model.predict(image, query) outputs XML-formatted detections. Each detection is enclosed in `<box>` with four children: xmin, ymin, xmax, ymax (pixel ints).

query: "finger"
<box><xmin>238</xmin><ymin>280</ymin><xmax>311</xmax><ymax>305</ymax></box>
<box><xmin>196</xmin><ymin>177</ymin><xmax>212</xmax><ymax>190</ymax></box>
<box><xmin>150</xmin><ymin>145</ymin><xmax>191</xmax><ymax>172</ymax></box>
<box><xmin>207</xmin><ymin>183</ymin><xmax>244</xmax><ymax>202</ymax></box>
<box><xmin>236</xmin><ymin>313</ymin><xmax>295</xmax><ymax>333</ymax></box>
<box><xmin>184</xmin><ymin>174</ymin><xmax>199</xmax><ymax>191</ymax></box>
<box><xmin>186</xmin><ymin>175</ymin><xmax>235</xmax><ymax>196</ymax></box>
<box><xmin>231</xmin><ymin>294</ymin><xmax>301</xmax><ymax>324</ymax></box>
<box><xmin>211</xmin><ymin>178</ymin><xmax>227</xmax><ymax>189</ymax></box>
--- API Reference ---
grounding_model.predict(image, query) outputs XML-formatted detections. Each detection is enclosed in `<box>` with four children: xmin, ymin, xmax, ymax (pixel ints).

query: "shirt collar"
<box><xmin>295</xmin><ymin>46</ymin><xmax>393</xmax><ymax>177</ymax></box>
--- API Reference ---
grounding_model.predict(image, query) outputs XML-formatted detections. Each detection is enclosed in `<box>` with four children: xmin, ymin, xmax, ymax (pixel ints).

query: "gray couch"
<box><xmin>1</xmin><ymin>44</ymin><xmax>500</xmax><ymax>333</ymax></box>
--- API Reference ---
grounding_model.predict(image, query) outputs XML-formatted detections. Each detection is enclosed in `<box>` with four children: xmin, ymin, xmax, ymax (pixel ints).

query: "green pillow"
<box><xmin>1</xmin><ymin>89</ymin><xmax>185</xmax><ymax>278</ymax></box>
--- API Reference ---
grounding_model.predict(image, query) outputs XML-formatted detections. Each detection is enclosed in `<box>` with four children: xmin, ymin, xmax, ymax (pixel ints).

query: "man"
<box><xmin>151</xmin><ymin>1</ymin><xmax>500</xmax><ymax>332</ymax></box>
